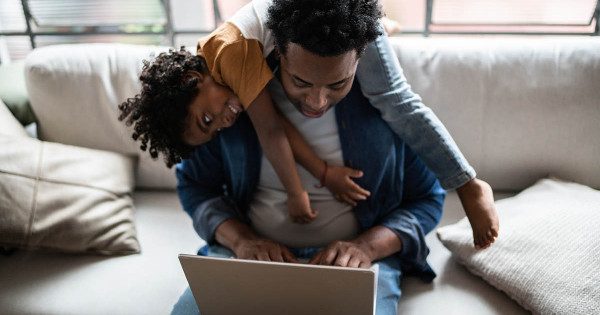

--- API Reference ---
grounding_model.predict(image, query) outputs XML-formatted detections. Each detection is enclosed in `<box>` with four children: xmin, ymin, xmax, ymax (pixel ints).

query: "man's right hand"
<box><xmin>234</xmin><ymin>238</ymin><xmax>299</xmax><ymax>263</ymax></box>
<box><xmin>216</xmin><ymin>219</ymin><xmax>299</xmax><ymax>263</ymax></box>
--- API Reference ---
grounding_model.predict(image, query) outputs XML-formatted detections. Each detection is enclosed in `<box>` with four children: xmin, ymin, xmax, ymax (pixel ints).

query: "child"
<box><xmin>118</xmin><ymin>48</ymin><xmax>368</xmax><ymax>225</ymax></box>
<box><xmin>194</xmin><ymin>0</ymin><xmax>498</xmax><ymax>249</ymax></box>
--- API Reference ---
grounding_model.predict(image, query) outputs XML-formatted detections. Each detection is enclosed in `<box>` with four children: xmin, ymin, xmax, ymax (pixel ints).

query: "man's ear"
<box><xmin>182</xmin><ymin>71</ymin><xmax>205</xmax><ymax>85</ymax></box>
<box><xmin>274</xmin><ymin>45</ymin><xmax>281</xmax><ymax>61</ymax></box>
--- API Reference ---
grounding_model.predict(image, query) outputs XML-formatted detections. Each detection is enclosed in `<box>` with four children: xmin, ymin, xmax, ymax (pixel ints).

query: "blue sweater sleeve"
<box><xmin>175</xmin><ymin>141</ymin><xmax>244</xmax><ymax>244</ymax></box>
<box><xmin>379</xmin><ymin>146</ymin><xmax>445</xmax><ymax>280</ymax></box>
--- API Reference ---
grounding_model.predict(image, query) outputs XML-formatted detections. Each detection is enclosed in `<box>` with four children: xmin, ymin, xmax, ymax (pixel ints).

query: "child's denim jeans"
<box><xmin>357</xmin><ymin>28</ymin><xmax>476</xmax><ymax>190</ymax></box>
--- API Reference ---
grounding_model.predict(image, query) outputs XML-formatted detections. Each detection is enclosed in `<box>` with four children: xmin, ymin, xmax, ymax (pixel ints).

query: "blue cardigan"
<box><xmin>176</xmin><ymin>80</ymin><xmax>446</xmax><ymax>282</ymax></box>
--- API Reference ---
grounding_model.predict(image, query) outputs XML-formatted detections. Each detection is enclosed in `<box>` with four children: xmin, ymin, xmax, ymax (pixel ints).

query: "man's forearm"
<box><xmin>215</xmin><ymin>219</ymin><xmax>260</xmax><ymax>252</ymax></box>
<box><xmin>352</xmin><ymin>225</ymin><xmax>402</xmax><ymax>262</ymax></box>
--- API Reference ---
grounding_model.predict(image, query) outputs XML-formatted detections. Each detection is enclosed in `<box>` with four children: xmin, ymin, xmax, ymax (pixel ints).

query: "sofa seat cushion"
<box><xmin>399</xmin><ymin>191</ymin><xmax>528</xmax><ymax>314</ymax></box>
<box><xmin>0</xmin><ymin>191</ymin><xmax>203</xmax><ymax>315</ymax></box>
<box><xmin>437</xmin><ymin>178</ymin><xmax>600</xmax><ymax>314</ymax></box>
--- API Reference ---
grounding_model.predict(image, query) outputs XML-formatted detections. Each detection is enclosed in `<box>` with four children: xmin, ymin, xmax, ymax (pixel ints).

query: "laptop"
<box><xmin>179</xmin><ymin>254</ymin><xmax>379</xmax><ymax>315</ymax></box>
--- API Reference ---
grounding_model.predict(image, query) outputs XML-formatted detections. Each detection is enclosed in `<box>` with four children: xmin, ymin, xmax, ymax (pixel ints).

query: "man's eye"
<box><xmin>203</xmin><ymin>115</ymin><xmax>212</xmax><ymax>125</ymax></box>
<box><xmin>294</xmin><ymin>81</ymin><xmax>310</xmax><ymax>88</ymax></box>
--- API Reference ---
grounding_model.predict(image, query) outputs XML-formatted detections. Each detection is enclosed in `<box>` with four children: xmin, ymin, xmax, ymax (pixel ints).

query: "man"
<box><xmin>171</xmin><ymin>1</ymin><xmax>446</xmax><ymax>313</ymax></box>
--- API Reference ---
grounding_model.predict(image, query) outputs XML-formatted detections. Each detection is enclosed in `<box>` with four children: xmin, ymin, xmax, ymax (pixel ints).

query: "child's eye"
<box><xmin>203</xmin><ymin>115</ymin><xmax>212</xmax><ymax>125</ymax></box>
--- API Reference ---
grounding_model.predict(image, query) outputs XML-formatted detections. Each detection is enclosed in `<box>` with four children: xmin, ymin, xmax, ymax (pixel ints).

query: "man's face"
<box><xmin>279</xmin><ymin>43</ymin><xmax>358</xmax><ymax>118</ymax></box>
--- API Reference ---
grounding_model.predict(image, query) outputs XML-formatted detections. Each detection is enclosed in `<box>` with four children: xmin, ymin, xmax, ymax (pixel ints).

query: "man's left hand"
<box><xmin>308</xmin><ymin>240</ymin><xmax>373</xmax><ymax>268</ymax></box>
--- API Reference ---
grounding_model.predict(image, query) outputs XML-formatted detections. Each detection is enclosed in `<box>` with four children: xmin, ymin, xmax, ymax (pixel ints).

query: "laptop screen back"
<box><xmin>179</xmin><ymin>254</ymin><xmax>378</xmax><ymax>315</ymax></box>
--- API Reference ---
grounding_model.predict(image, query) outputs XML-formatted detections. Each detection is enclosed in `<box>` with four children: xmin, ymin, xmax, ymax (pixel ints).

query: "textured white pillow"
<box><xmin>437</xmin><ymin>178</ymin><xmax>600</xmax><ymax>315</ymax></box>
<box><xmin>0</xmin><ymin>135</ymin><xmax>139</xmax><ymax>255</ymax></box>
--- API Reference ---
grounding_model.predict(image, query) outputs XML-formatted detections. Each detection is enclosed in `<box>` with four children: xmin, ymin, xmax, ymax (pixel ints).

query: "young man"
<box><xmin>172</xmin><ymin>2</ymin><xmax>446</xmax><ymax>314</ymax></box>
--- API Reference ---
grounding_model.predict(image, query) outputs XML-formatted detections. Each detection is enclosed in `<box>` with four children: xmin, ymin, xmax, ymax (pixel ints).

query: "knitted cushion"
<box><xmin>437</xmin><ymin>178</ymin><xmax>600</xmax><ymax>315</ymax></box>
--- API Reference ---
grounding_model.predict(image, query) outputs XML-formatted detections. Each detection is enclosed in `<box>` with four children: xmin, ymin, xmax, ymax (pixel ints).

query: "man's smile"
<box><xmin>300</xmin><ymin>105</ymin><xmax>326</xmax><ymax>118</ymax></box>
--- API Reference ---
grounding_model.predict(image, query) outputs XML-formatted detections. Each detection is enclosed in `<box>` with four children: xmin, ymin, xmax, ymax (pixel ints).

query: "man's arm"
<box><xmin>310</xmin><ymin>145</ymin><xmax>445</xmax><ymax>269</ymax></box>
<box><xmin>176</xmin><ymin>138</ymin><xmax>244</xmax><ymax>244</ymax></box>
<box><xmin>308</xmin><ymin>225</ymin><xmax>401</xmax><ymax>268</ymax></box>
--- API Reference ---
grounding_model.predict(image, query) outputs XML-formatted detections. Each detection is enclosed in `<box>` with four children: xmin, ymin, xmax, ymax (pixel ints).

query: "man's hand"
<box><xmin>325</xmin><ymin>166</ymin><xmax>370</xmax><ymax>206</ymax></box>
<box><xmin>234</xmin><ymin>238</ymin><xmax>299</xmax><ymax>263</ymax></box>
<box><xmin>309</xmin><ymin>240</ymin><xmax>373</xmax><ymax>268</ymax></box>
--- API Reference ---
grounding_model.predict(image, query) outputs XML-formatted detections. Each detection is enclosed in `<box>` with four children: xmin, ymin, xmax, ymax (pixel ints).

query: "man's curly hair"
<box><xmin>266</xmin><ymin>0</ymin><xmax>383</xmax><ymax>57</ymax></box>
<box><xmin>118</xmin><ymin>47</ymin><xmax>207</xmax><ymax>168</ymax></box>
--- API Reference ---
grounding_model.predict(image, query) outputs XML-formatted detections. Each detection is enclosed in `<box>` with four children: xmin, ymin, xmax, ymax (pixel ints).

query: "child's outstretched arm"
<box><xmin>278</xmin><ymin>108</ymin><xmax>370</xmax><ymax>206</ymax></box>
<box><xmin>246</xmin><ymin>88</ymin><xmax>318</xmax><ymax>224</ymax></box>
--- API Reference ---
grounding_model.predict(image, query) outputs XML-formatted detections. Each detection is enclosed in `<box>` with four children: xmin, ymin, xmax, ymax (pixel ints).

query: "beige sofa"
<box><xmin>0</xmin><ymin>36</ymin><xmax>598</xmax><ymax>314</ymax></box>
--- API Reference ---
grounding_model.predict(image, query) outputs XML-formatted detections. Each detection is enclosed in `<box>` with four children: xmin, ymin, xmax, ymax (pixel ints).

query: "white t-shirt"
<box><xmin>248</xmin><ymin>78</ymin><xmax>360</xmax><ymax>248</ymax></box>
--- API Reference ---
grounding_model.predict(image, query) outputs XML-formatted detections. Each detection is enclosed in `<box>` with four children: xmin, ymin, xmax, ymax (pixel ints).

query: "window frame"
<box><xmin>0</xmin><ymin>0</ymin><xmax>598</xmax><ymax>53</ymax></box>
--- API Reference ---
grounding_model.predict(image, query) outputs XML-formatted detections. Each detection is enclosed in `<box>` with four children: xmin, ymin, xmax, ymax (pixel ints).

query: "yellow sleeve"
<box><xmin>198</xmin><ymin>22</ymin><xmax>274</xmax><ymax>109</ymax></box>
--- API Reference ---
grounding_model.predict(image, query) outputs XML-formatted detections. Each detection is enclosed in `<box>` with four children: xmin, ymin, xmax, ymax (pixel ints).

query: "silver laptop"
<box><xmin>179</xmin><ymin>254</ymin><xmax>378</xmax><ymax>315</ymax></box>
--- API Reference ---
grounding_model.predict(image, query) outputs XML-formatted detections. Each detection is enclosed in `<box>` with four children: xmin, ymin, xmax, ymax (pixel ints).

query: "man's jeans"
<box><xmin>356</xmin><ymin>28</ymin><xmax>475</xmax><ymax>190</ymax></box>
<box><xmin>171</xmin><ymin>244</ymin><xmax>403</xmax><ymax>315</ymax></box>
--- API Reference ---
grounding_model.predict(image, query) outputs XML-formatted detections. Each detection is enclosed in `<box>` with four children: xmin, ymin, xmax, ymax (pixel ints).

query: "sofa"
<box><xmin>1</xmin><ymin>36</ymin><xmax>598</xmax><ymax>314</ymax></box>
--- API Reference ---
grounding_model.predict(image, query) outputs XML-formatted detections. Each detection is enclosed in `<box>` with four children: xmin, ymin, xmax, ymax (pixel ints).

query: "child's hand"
<box><xmin>287</xmin><ymin>190</ymin><xmax>319</xmax><ymax>224</ymax></box>
<box><xmin>324</xmin><ymin>166</ymin><xmax>370</xmax><ymax>206</ymax></box>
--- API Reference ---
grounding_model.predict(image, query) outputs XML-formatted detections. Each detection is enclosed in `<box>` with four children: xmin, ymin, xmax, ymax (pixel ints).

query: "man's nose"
<box><xmin>305</xmin><ymin>88</ymin><xmax>327</xmax><ymax>111</ymax></box>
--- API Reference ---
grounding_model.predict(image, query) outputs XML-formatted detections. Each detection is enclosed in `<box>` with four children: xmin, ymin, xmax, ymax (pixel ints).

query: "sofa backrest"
<box><xmin>24</xmin><ymin>39</ymin><xmax>600</xmax><ymax>192</ymax></box>
<box><xmin>25</xmin><ymin>43</ymin><xmax>177</xmax><ymax>189</ymax></box>
<box><xmin>391</xmin><ymin>37</ymin><xmax>600</xmax><ymax>191</ymax></box>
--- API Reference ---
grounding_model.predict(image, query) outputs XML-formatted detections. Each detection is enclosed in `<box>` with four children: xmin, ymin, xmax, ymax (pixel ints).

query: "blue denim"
<box><xmin>356</xmin><ymin>29</ymin><xmax>476</xmax><ymax>190</ymax></box>
<box><xmin>171</xmin><ymin>245</ymin><xmax>402</xmax><ymax>315</ymax></box>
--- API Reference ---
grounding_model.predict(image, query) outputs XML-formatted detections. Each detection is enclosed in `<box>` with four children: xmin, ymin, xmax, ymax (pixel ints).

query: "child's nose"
<box><xmin>221</xmin><ymin>114</ymin><xmax>234</xmax><ymax>128</ymax></box>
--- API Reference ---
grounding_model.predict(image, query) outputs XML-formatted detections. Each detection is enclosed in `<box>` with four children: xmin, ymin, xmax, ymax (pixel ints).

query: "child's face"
<box><xmin>182</xmin><ymin>71</ymin><xmax>243</xmax><ymax>146</ymax></box>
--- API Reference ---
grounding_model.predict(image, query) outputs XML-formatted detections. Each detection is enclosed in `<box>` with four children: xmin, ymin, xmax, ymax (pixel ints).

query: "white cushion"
<box><xmin>0</xmin><ymin>135</ymin><xmax>139</xmax><ymax>254</ymax></box>
<box><xmin>24</xmin><ymin>43</ymin><xmax>178</xmax><ymax>189</ymax></box>
<box><xmin>0</xmin><ymin>191</ymin><xmax>203</xmax><ymax>315</ymax></box>
<box><xmin>437</xmin><ymin>178</ymin><xmax>600</xmax><ymax>314</ymax></box>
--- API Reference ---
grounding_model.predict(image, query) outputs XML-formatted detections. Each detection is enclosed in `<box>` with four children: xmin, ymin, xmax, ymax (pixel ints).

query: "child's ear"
<box><xmin>182</xmin><ymin>71</ymin><xmax>205</xmax><ymax>85</ymax></box>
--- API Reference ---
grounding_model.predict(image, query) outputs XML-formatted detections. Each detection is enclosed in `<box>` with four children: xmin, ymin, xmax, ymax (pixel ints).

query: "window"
<box><xmin>0</xmin><ymin>0</ymin><xmax>598</xmax><ymax>63</ymax></box>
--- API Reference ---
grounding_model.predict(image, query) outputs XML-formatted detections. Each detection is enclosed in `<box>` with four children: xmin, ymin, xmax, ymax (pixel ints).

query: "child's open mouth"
<box><xmin>228</xmin><ymin>103</ymin><xmax>242</xmax><ymax>115</ymax></box>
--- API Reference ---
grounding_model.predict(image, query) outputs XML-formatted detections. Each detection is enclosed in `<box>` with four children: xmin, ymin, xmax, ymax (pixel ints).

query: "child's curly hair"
<box><xmin>118</xmin><ymin>47</ymin><xmax>207</xmax><ymax>168</ymax></box>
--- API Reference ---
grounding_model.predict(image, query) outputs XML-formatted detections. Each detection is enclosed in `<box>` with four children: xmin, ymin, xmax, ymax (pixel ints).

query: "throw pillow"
<box><xmin>0</xmin><ymin>135</ymin><xmax>140</xmax><ymax>255</ymax></box>
<box><xmin>437</xmin><ymin>178</ymin><xmax>600</xmax><ymax>315</ymax></box>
